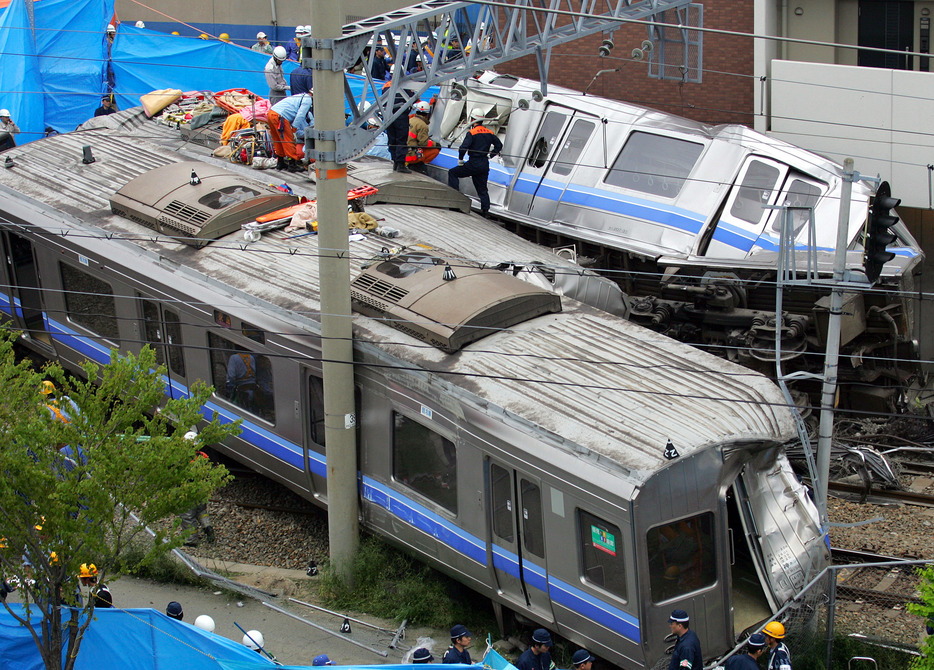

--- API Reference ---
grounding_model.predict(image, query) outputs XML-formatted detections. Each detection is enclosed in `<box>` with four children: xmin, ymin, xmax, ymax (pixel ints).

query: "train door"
<box><xmin>138</xmin><ymin>297</ymin><xmax>187</xmax><ymax>399</ymax></box>
<box><xmin>4</xmin><ymin>231</ymin><xmax>51</xmax><ymax>347</ymax></box>
<box><xmin>705</xmin><ymin>156</ymin><xmax>789</xmax><ymax>259</ymax></box>
<box><xmin>487</xmin><ymin>460</ymin><xmax>553</xmax><ymax>619</ymax></box>
<box><xmin>301</xmin><ymin>371</ymin><xmax>328</xmax><ymax>498</ymax></box>
<box><xmin>529</xmin><ymin>116</ymin><xmax>599</xmax><ymax>223</ymax></box>
<box><xmin>507</xmin><ymin>105</ymin><xmax>576</xmax><ymax>217</ymax></box>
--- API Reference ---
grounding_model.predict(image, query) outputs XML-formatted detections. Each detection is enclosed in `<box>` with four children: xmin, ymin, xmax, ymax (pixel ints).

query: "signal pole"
<box><xmin>311</xmin><ymin>0</ymin><xmax>359</xmax><ymax>584</ymax></box>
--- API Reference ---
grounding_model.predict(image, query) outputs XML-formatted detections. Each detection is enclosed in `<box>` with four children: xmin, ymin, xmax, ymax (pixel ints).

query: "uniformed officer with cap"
<box><xmin>443</xmin><ymin>624</ymin><xmax>473</xmax><ymax>664</ymax></box>
<box><xmin>413</xmin><ymin>648</ymin><xmax>434</xmax><ymax>663</ymax></box>
<box><xmin>571</xmin><ymin>649</ymin><xmax>594</xmax><ymax>670</ymax></box>
<box><xmin>166</xmin><ymin>601</ymin><xmax>184</xmax><ymax>620</ymax></box>
<box><xmin>725</xmin><ymin>633</ymin><xmax>766</xmax><ymax>670</ymax></box>
<box><xmin>667</xmin><ymin>610</ymin><xmax>702</xmax><ymax>670</ymax></box>
<box><xmin>516</xmin><ymin>629</ymin><xmax>556</xmax><ymax>670</ymax></box>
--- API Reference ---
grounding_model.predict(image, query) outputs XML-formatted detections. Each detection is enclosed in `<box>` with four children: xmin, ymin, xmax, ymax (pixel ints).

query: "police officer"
<box><xmin>515</xmin><ymin>629</ymin><xmax>555</xmax><ymax>670</ymax></box>
<box><xmin>571</xmin><ymin>649</ymin><xmax>594</xmax><ymax>670</ymax></box>
<box><xmin>447</xmin><ymin>109</ymin><xmax>502</xmax><ymax>217</ymax></box>
<box><xmin>166</xmin><ymin>601</ymin><xmax>184</xmax><ymax>620</ymax></box>
<box><xmin>763</xmin><ymin>621</ymin><xmax>792</xmax><ymax>670</ymax></box>
<box><xmin>725</xmin><ymin>633</ymin><xmax>766</xmax><ymax>670</ymax></box>
<box><xmin>667</xmin><ymin>609</ymin><xmax>702</xmax><ymax>670</ymax></box>
<box><xmin>412</xmin><ymin>648</ymin><xmax>434</xmax><ymax>663</ymax></box>
<box><xmin>442</xmin><ymin>624</ymin><xmax>472</xmax><ymax>663</ymax></box>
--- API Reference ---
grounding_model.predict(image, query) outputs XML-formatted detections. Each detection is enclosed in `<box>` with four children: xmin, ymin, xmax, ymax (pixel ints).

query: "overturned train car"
<box><xmin>427</xmin><ymin>71</ymin><xmax>926</xmax><ymax>412</ymax></box>
<box><xmin>0</xmin><ymin>111</ymin><xmax>827</xmax><ymax>668</ymax></box>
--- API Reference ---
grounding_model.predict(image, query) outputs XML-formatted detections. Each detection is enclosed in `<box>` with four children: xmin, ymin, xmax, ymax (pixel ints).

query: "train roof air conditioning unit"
<box><xmin>351</xmin><ymin>251</ymin><xmax>562</xmax><ymax>352</ymax></box>
<box><xmin>109</xmin><ymin>162</ymin><xmax>299</xmax><ymax>248</ymax></box>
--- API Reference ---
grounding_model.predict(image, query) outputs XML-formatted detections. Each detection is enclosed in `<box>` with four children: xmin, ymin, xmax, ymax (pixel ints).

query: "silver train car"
<box><xmin>0</xmin><ymin>111</ymin><xmax>827</xmax><ymax>668</ymax></box>
<box><xmin>425</xmin><ymin>71</ymin><xmax>926</xmax><ymax>411</ymax></box>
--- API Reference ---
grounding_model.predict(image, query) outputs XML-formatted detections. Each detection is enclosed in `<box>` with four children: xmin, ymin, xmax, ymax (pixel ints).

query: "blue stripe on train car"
<box><xmin>492</xmin><ymin>544</ymin><xmax>521</xmax><ymax>577</ymax></box>
<box><xmin>548</xmin><ymin>575</ymin><xmax>640</xmax><ymax>643</ymax></box>
<box><xmin>48</xmin><ymin>318</ymin><xmax>112</xmax><ymax>363</ymax></box>
<box><xmin>521</xmin><ymin>557</ymin><xmax>548</xmax><ymax>592</ymax></box>
<box><xmin>361</xmin><ymin>476</ymin><xmax>487</xmax><ymax>565</ymax></box>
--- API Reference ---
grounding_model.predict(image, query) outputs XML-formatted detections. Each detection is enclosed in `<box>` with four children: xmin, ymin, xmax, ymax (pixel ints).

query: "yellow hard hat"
<box><xmin>79</xmin><ymin>563</ymin><xmax>98</xmax><ymax>578</ymax></box>
<box><xmin>199</xmin><ymin>33</ymin><xmax>209</xmax><ymax>40</ymax></box>
<box><xmin>49</xmin><ymin>551</ymin><xmax>59</xmax><ymax>565</ymax></box>
<box><xmin>763</xmin><ymin>621</ymin><xmax>786</xmax><ymax>639</ymax></box>
<box><xmin>219</xmin><ymin>33</ymin><xmax>230</xmax><ymax>42</ymax></box>
<box><xmin>171</xmin><ymin>31</ymin><xmax>180</xmax><ymax>36</ymax></box>
<box><xmin>40</xmin><ymin>381</ymin><xmax>55</xmax><ymax>395</ymax></box>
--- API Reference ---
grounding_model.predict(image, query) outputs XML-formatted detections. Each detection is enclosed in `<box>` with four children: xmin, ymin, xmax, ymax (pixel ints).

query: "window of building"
<box><xmin>604</xmin><ymin>131</ymin><xmax>704</xmax><ymax>197</ymax></box>
<box><xmin>730</xmin><ymin>160</ymin><xmax>781</xmax><ymax>225</ymax></box>
<box><xmin>392</xmin><ymin>411</ymin><xmax>457</xmax><ymax>513</ymax></box>
<box><xmin>647</xmin><ymin>512</ymin><xmax>716</xmax><ymax>603</ymax></box>
<box><xmin>60</xmin><ymin>263</ymin><xmax>119</xmax><ymax>341</ymax></box>
<box><xmin>551</xmin><ymin>119</ymin><xmax>596</xmax><ymax>176</ymax></box>
<box><xmin>208</xmin><ymin>332</ymin><xmax>275</xmax><ymax>423</ymax></box>
<box><xmin>579</xmin><ymin>509</ymin><xmax>627</xmax><ymax>599</ymax></box>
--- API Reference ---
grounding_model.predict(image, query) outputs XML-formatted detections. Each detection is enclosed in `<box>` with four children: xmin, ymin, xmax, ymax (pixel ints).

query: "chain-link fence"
<box><xmin>727</xmin><ymin>559</ymin><xmax>932</xmax><ymax>670</ymax></box>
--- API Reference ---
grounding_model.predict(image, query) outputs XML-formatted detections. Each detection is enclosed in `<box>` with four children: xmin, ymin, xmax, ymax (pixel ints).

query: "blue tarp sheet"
<box><xmin>0</xmin><ymin>0</ymin><xmax>46</xmax><ymax>144</ymax></box>
<box><xmin>0</xmin><ymin>604</ymin><xmax>277</xmax><ymax>670</ymax></box>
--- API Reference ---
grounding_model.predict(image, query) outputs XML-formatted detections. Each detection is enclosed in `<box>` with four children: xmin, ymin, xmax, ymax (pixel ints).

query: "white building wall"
<box><xmin>769</xmin><ymin>60</ymin><xmax>934</xmax><ymax>209</ymax></box>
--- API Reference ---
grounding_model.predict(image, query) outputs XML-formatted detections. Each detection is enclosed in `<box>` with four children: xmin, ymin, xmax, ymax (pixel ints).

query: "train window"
<box><xmin>308</xmin><ymin>375</ymin><xmax>326</xmax><ymax>447</ymax></box>
<box><xmin>214</xmin><ymin>310</ymin><xmax>232</xmax><ymax>328</ymax></box>
<box><xmin>392</xmin><ymin>411</ymin><xmax>457</xmax><ymax>514</ymax></box>
<box><xmin>241</xmin><ymin>322</ymin><xmax>265</xmax><ymax>344</ymax></box>
<box><xmin>140</xmin><ymin>300</ymin><xmax>186</xmax><ymax>377</ymax></box>
<box><xmin>730</xmin><ymin>160</ymin><xmax>781</xmax><ymax>225</ymax></box>
<box><xmin>490</xmin><ymin>463</ymin><xmax>514</xmax><ymax>542</ymax></box>
<box><xmin>578</xmin><ymin>510</ymin><xmax>627</xmax><ymax>599</ymax></box>
<box><xmin>520</xmin><ymin>478</ymin><xmax>545</xmax><ymax>559</ymax></box>
<box><xmin>551</xmin><ymin>119</ymin><xmax>595</xmax><ymax>176</ymax></box>
<box><xmin>60</xmin><ymin>263</ymin><xmax>120</xmax><ymax>342</ymax></box>
<box><xmin>528</xmin><ymin>111</ymin><xmax>568</xmax><ymax>168</ymax></box>
<box><xmin>604</xmin><ymin>131</ymin><xmax>704</xmax><ymax>197</ymax></box>
<box><xmin>770</xmin><ymin>178</ymin><xmax>823</xmax><ymax>237</ymax></box>
<box><xmin>207</xmin><ymin>332</ymin><xmax>275</xmax><ymax>423</ymax></box>
<box><xmin>646</xmin><ymin>512</ymin><xmax>716</xmax><ymax>603</ymax></box>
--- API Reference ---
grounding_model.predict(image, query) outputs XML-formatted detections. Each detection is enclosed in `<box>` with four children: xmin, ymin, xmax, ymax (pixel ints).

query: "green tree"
<box><xmin>0</xmin><ymin>331</ymin><xmax>237</xmax><ymax>670</ymax></box>
<box><xmin>910</xmin><ymin>564</ymin><xmax>934</xmax><ymax>670</ymax></box>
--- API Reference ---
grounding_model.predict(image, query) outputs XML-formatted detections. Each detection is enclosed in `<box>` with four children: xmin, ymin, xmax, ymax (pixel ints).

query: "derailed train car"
<box><xmin>0</xmin><ymin>111</ymin><xmax>826</xmax><ymax>668</ymax></box>
<box><xmin>427</xmin><ymin>71</ymin><xmax>926</xmax><ymax>411</ymax></box>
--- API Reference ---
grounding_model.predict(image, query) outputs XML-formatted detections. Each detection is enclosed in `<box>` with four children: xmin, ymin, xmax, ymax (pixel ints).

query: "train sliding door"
<box><xmin>508</xmin><ymin>106</ymin><xmax>576</xmax><ymax>218</ymax></box>
<box><xmin>487</xmin><ymin>460</ymin><xmax>553</xmax><ymax>619</ymax></box>
<box><xmin>4</xmin><ymin>231</ymin><xmax>51</xmax><ymax>347</ymax></box>
<box><xmin>139</xmin><ymin>297</ymin><xmax>187</xmax><ymax>399</ymax></box>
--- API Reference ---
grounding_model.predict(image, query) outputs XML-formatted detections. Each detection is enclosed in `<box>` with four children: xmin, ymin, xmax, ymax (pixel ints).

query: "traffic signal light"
<box><xmin>863</xmin><ymin>181</ymin><xmax>900</xmax><ymax>283</ymax></box>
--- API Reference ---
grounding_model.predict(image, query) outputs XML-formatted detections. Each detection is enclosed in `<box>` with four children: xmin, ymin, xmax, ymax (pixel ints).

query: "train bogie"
<box><xmin>0</xmin><ymin>114</ymin><xmax>828</xmax><ymax>669</ymax></box>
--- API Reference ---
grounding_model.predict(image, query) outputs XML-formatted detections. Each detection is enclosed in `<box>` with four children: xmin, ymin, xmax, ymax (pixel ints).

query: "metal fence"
<box><xmin>721</xmin><ymin>559</ymin><xmax>931</xmax><ymax>670</ymax></box>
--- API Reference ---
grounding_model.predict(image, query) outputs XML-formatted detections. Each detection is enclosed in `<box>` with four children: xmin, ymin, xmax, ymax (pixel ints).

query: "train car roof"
<box><xmin>0</xmin><ymin>110</ymin><xmax>795</xmax><ymax>480</ymax></box>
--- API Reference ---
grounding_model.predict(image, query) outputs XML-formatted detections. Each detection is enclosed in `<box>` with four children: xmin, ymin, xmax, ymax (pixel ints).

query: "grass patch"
<box><xmin>115</xmin><ymin>541</ymin><xmax>205</xmax><ymax>587</ymax></box>
<box><xmin>318</xmin><ymin>535</ymin><xmax>497</xmax><ymax>634</ymax></box>
<box><xmin>787</xmin><ymin>631</ymin><xmax>916</xmax><ymax>670</ymax></box>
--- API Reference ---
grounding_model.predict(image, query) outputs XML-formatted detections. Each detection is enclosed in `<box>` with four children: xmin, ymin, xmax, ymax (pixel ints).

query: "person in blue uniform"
<box><xmin>442</xmin><ymin>624</ymin><xmax>472</xmax><ymax>663</ymax></box>
<box><xmin>725</xmin><ymin>633</ymin><xmax>766</xmax><ymax>670</ymax></box>
<box><xmin>571</xmin><ymin>649</ymin><xmax>594</xmax><ymax>670</ymax></box>
<box><xmin>763</xmin><ymin>621</ymin><xmax>792</xmax><ymax>670</ymax></box>
<box><xmin>447</xmin><ymin>109</ymin><xmax>502</xmax><ymax>217</ymax></box>
<box><xmin>515</xmin><ymin>629</ymin><xmax>555</xmax><ymax>670</ymax></box>
<box><xmin>667</xmin><ymin>610</ymin><xmax>702</xmax><ymax>670</ymax></box>
<box><xmin>412</xmin><ymin>648</ymin><xmax>434</xmax><ymax>663</ymax></box>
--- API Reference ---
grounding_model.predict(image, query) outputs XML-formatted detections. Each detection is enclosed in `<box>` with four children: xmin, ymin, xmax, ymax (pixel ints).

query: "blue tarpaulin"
<box><xmin>0</xmin><ymin>604</ymin><xmax>278</xmax><ymax>670</ymax></box>
<box><xmin>0</xmin><ymin>0</ymin><xmax>46</xmax><ymax>144</ymax></box>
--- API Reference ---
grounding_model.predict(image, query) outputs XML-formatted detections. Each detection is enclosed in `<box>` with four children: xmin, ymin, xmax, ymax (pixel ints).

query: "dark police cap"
<box><xmin>450</xmin><ymin>624</ymin><xmax>472</xmax><ymax>639</ymax></box>
<box><xmin>413</xmin><ymin>648</ymin><xmax>434</xmax><ymax>662</ymax></box>
<box><xmin>669</xmin><ymin>609</ymin><xmax>690</xmax><ymax>623</ymax></box>
<box><xmin>532</xmin><ymin>629</ymin><xmax>553</xmax><ymax>646</ymax></box>
<box><xmin>748</xmin><ymin>633</ymin><xmax>766</xmax><ymax>648</ymax></box>
<box><xmin>572</xmin><ymin>650</ymin><xmax>594</xmax><ymax>665</ymax></box>
<box><xmin>166</xmin><ymin>601</ymin><xmax>183</xmax><ymax>619</ymax></box>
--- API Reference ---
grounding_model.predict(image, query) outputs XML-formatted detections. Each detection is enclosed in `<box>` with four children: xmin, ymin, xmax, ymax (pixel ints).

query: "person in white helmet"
<box><xmin>135</xmin><ymin>20</ymin><xmax>145</xmax><ymax>29</ymax></box>
<box><xmin>405</xmin><ymin>100</ymin><xmax>436</xmax><ymax>172</ymax></box>
<box><xmin>265</xmin><ymin>46</ymin><xmax>289</xmax><ymax>105</ymax></box>
<box><xmin>286</xmin><ymin>25</ymin><xmax>307</xmax><ymax>61</ymax></box>
<box><xmin>243</xmin><ymin>630</ymin><xmax>265</xmax><ymax>652</ymax></box>
<box><xmin>0</xmin><ymin>109</ymin><xmax>20</xmax><ymax>152</ymax></box>
<box><xmin>106</xmin><ymin>24</ymin><xmax>116</xmax><ymax>43</ymax></box>
<box><xmin>194</xmin><ymin>615</ymin><xmax>215</xmax><ymax>633</ymax></box>
<box><xmin>252</xmin><ymin>31</ymin><xmax>273</xmax><ymax>54</ymax></box>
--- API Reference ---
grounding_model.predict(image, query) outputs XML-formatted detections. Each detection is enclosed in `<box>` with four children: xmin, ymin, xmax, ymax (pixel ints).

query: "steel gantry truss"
<box><xmin>302</xmin><ymin>0</ymin><xmax>695</xmax><ymax>162</ymax></box>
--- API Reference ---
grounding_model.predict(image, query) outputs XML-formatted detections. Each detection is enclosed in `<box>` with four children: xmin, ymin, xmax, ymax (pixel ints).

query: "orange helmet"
<box><xmin>763</xmin><ymin>621</ymin><xmax>786</xmax><ymax>639</ymax></box>
<box><xmin>40</xmin><ymin>381</ymin><xmax>55</xmax><ymax>396</ymax></box>
<box><xmin>79</xmin><ymin>563</ymin><xmax>98</xmax><ymax>578</ymax></box>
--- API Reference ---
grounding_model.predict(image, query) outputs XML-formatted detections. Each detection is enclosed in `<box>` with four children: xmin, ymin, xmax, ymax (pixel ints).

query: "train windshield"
<box><xmin>604</xmin><ymin>132</ymin><xmax>704</xmax><ymax>197</ymax></box>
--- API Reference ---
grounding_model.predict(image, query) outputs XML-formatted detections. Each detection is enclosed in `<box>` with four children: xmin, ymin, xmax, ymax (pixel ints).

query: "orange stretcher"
<box><xmin>254</xmin><ymin>185</ymin><xmax>378</xmax><ymax>224</ymax></box>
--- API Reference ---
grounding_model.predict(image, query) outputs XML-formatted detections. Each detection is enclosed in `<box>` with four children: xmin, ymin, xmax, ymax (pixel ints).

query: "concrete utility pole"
<box><xmin>311</xmin><ymin>0</ymin><xmax>359</xmax><ymax>585</ymax></box>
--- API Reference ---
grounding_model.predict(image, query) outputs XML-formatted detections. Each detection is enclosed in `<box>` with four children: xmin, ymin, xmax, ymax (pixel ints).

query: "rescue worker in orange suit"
<box><xmin>267</xmin><ymin>92</ymin><xmax>313</xmax><ymax>172</ymax></box>
<box><xmin>405</xmin><ymin>100</ymin><xmax>437</xmax><ymax>173</ymax></box>
<box><xmin>447</xmin><ymin>109</ymin><xmax>502</xmax><ymax>217</ymax></box>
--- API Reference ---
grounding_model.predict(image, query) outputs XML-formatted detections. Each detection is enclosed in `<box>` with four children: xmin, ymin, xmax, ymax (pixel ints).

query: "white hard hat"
<box><xmin>470</xmin><ymin>108</ymin><xmax>487</xmax><ymax>122</ymax></box>
<box><xmin>194</xmin><ymin>615</ymin><xmax>215</xmax><ymax>633</ymax></box>
<box><xmin>0</xmin><ymin>109</ymin><xmax>10</xmax><ymax>118</ymax></box>
<box><xmin>303</xmin><ymin>25</ymin><xmax>311</xmax><ymax>34</ymax></box>
<box><xmin>243</xmin><ymin>630</ymin><xmax>265</xmax><ymax>650</ymax></box>
<box><xmin>366</xmin><ymin>118</ymin><xmax>380</xmax><ymax>127</ymax></box>
<box><xmin>135</xmin><ymin>20</ymin><xmax>145</xmax><ymax>28</ymax></box>
<box><xmin>273</xmin><ymin>46</ymin><xmax>287</xmax><ymax>60</ymax></box>
<box><xmin>106</xmin><ymin>24</ymin><xmax>116</xmax><ymax>34</ymax></box>
<box><xmin>413</xmin><ymin>101</ymin><xmax>430</xmax><ymax>114</ymax></box>
<box><xmin>256</xmin><ymin>31</ymin><xmax>267</xmax><ymax>39</ymax></box>
<box><xmin>295</xmin><ymin>26</ymin><xmax>303</xmax><ymax>34</ymax></box>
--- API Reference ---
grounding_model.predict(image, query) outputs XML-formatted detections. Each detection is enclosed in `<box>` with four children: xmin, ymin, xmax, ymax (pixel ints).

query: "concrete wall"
<box><xmin>769</xmin><ymin>59</ymin><xmax>934</xmax><ymax>209</ymax></box>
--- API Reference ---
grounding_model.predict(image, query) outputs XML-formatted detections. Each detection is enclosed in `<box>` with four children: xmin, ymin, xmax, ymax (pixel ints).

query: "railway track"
<box><xmin>830</xmin><ymin>548</ymin><xmax>926</xmax><ymax>609</ymax></box>
<box><xmin>828</xmin><ymin>481</ymin><xmax>934</xmax><ymax>507</ymax></box>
